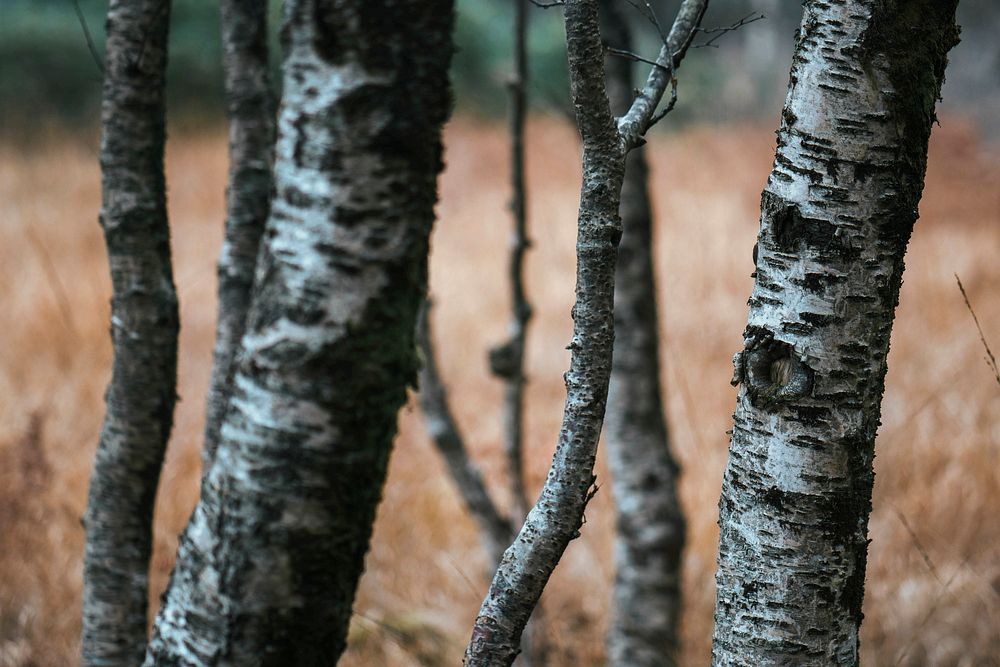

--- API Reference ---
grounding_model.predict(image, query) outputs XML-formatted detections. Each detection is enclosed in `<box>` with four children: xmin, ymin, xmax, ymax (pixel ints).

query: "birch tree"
<box><xmin>82</xmin><ymin>1</ymin><xmax>178</xmax><ymax>664</ymax></box>
<box><xmin>600</xmin><ymin>2</ymin><xmax>685</xmax><ymax>664</ymax></box>
<box><xmin>202</xmin><ymin>0</ymin><xmax>275</xmax><ymax>467</ymax></box>
<box><xmin>714</xmin><ymin>1</ymin><xmax>960</xmax><ymax>664</ymax></box>
<box><xmin>142</xmin><ymin>1</ymin><xmax>455</xmax><ymax>663</ymax></box>
<box><xmin>464</xmin><ymin>1</ymin><xmax>707</xmax><ymax>664</ymax></box>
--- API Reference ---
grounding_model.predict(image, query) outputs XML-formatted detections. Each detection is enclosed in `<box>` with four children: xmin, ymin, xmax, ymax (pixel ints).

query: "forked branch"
<box><xmin>464</xmin><ymin>0</ymin><xmax>707</xmax><ymax>663</ymax></box>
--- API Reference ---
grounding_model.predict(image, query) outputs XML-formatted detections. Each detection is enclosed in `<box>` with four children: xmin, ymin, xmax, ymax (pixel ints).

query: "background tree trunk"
<box><xmin>82</xmin><ymin>1</ymin><xmax>178</xmax><ymax>664</ymax></box>
<box><xmin>143</xmin><ymin>1</ymin><xmax>455</xmax><ymax>664</ymax></box>
<box><xmin>417</xmin><ymin>301</ymin><xmax>514</xmax><ymax>567</ymax></box>
<box><xmin>713</xmin><ymin>1</ymin><xmax>960</xmax><ymax>664</ymax></box>
<box><xmin>463</xmin><ymin>3</ymin><xmax>705</xmax><ymax>664</ymax></box>
<box><xmin>202</xmin><ymin>0</ymin><xmax>275</xmax><ymax>468</ymax></box>
<box><xmin>600</xmin><ymin>3</ymin><xmax>685</xmax><ymax>665</ymax></box>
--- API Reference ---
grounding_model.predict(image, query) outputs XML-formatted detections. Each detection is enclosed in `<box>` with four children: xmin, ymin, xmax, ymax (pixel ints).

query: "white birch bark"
<box><xmin>202</xmin><ymin>0</ymin><xmax>275</xmax><ymax>468</ymax></box>
<box><xmin>713</xmin><ymin>1</ymin><xmax>960</xmax><ymax>664</ymax></box>
<box><xmin>143</xmin><ymin>1</ymin><xmax>455</xmax><ymax>664</ymax></box>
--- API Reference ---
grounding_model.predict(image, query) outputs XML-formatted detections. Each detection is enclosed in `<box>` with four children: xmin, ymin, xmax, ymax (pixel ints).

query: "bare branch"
<box><xmin>617</xmin><ymin>0</ymin><xmax>708</xmax><ymax>150</ymax></box>
<box><xmin>528</xmin><ymin>0</ymin><xmax>563</xmax><ymax>7</ymax></box>
<box><xmin>620</xmin><ymin>0</ymin><xmax>667</xmax><ymax>44</ymax></box>
<box><xmin>694</xmin><ymin>11</ymin><xmax>765</xmax><ymax>49</ymax></box>
<box><xmin>646</xmin><ymin>64</ymin><xmax>677</xmax><ymax>128</ymax></box>
<box><xmin>955</xmin><ymin>274</ymin><xmax>1000</xmax><ymax>386</ymax></box>
<box><xmin>891</xmin><ymin>506</ymin><xmax>941</xmax><ymax>584</ymax></box>
<box><xmin>417</xmin><ymin>301</ymin><xmax>513</xmax><ymax>566</ymax></box>
<box><xmin>606</xmin><ymin>45</ymin><xmax>668</xmax><ymax>70</ymax></box>
<box><xmin>463</xmin><ymin>1</ymin><xmax>624</xmax><ymax>664</ymax></box>
<box><xmin>68</xmin><ymin>0</ymin><xmax>104</xmax><ymax>75</ymax></box>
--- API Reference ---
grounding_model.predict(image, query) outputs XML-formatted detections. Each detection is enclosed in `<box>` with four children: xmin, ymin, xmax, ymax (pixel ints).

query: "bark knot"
<box><xmin>732</xmin><ymin>329</ymin><xmax>814</xmax><ymax>408</ymax></box>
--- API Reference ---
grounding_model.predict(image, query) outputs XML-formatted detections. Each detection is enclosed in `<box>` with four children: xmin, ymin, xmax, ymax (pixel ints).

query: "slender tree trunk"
<box><xmin>466</xmin><ymin>7</ymin><xmax>622</xmax><ymax>662</ymax></box>
<box><xmin>464</xmin><ymin>2</ymin><xmax>706</xmax><ymax>664</ymax></box>
<box><xmin>600</xmin><ymin>3</ymin><xmax>685</xmax><ymax>664</ymax></box>
<box><xmin>417</xmin><ymin>301</ymin><xmax>514</xmax><ymax>567</ymax></box>
<box><xmin>143</xmin><ymin>1</ymin><xmax>455</xmax><ymax>664</ymax></box>
<box><xmin>491</xmin><ymin>0</ymin><xmax>533</xmax><ymax>530</ymax></box>
<box><xmin>81</xmin><ymin>1</ymin><xmax>178</xmax><ymax>664</ymax></box>
<box><xmin>713</xmin><ymin>1</ymin><xmax>960</xmax><ymax>664</ymax></box>
<box><xmin>202</xmin><ymin>0</ymin><xmax>275</xmax><ymax>467</ymax></box>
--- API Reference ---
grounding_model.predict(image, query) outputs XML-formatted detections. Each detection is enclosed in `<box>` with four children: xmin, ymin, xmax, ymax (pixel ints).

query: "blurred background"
<box><xmin>1</xmin><ymin>0</ymin><xmax>998</xmax><ymax>665</ymax></box>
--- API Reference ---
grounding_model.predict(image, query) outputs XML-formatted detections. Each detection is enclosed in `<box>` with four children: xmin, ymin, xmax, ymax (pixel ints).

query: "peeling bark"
<box><xmin>203</xmin><ymin>0</ymin><xmax>275</xmax><ymax>468</ymax></box>
<box><xmin>81</xmin><ymin>1</ymin><xmax>178</xmax><ymax>664</ymax></box>
<box><xmin>143</xmin><ymin>1</ymin><xmax>455</xmax><ymax>664</ymax></box>
<box><xmin>713</xmin><ymin>1</ymin><xmax>960</xmax><ymax>665</ymax></box>
<box><xmin>600</xmin><ymin>3</ymin><xmax>685</xmax><ymax>665</ymax></box>
<box><xmin>464</xmin><ymin>2</ymin><xmax>706</xmax><ymax>664</ymax></box>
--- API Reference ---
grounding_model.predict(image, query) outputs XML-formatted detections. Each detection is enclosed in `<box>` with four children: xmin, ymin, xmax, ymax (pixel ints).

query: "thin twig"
<box><xmin>606</xmin><ymin>46</ymin><xmax>669</xmax><ymax>71</ymax></box>
<box><xmin>955</xmin><ymin>274</ymin><xmax>1000</xmax><ymax>386</ymax></box>
<box><xmin>621</xmin><ymin>0</ymin><xmax>667</xmax><ymax>44</ymax></box>
<box><xmin>893</xmin><ymin>555</ymin><xmax>971</xmax><ymax>666</ymax></box>
<box><xmin>646</xmin><ymin>58</ymin><xmax>677</xmax><ymax>129</ymax></box>
<box><xmin>891</xmin><ymin>506</ymin><xmax>941</xmax><ymax>584</ymax></box>
<box><xmin>26</xmin><ymin>227</ymin><xmax>79</xmax><ymax>338</ymax></box>
<box><xmin>69</xmin><ymin>0</ymin><xmax>104</xmax><ymax>75</ymax></box>
<box><xmin>617</xmin><ymin>0</ymin><xmax>708</xmax><ymax>150</ymax></box>
<box><xmin>694</xmin><ymin>12</ymin><xmax>765</xmax><ymax>49</ymax></box>
<box><xmin>528</xmin><ymin>0</ymin><xmax>563</xmax><ymax>7</ymax></box>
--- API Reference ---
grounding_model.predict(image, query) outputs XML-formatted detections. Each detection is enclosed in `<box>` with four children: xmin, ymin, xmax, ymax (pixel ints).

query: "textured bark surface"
<box><xmin>82</xmin><ymin>1</ymin><xmax>178</xmax><ymax>664</ymax></box>
<box><xmin>464</xmin><ymin>2</ymin><xmax>624</xmax><ymax>664</ymax></box>
<box><xmin>463</xmin><ymin>3</ymin><xmax>706</xmax><ymax>664</ymax></box>
<box><xmin>713</xmin><ymin>1</ymin><xmax>960</xmax><ymax>665</ymax></box>
<box><xmin>601</xmin><ymin>3</ymin><xmax>685</xmax><ymax>665</ymax></box>
<box><xmin>144</xmin><ymin>1</ymin><xmax>454</xmax><ymax>664</ymax></box>
<box><xmin>202</xmin><ymin>0</ymin><xmax>275</xmax><ymax>468</ymax></box>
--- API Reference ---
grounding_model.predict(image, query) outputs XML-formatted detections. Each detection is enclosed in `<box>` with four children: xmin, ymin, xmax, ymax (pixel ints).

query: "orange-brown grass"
<box><xmin>0</xmin><ymin>117</ymin><xmax>997</xmax><ymax>666</ymax></box>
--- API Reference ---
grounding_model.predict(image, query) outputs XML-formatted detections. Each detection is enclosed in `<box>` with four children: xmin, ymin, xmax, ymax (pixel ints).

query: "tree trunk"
<box><xmin>713</xmin><ymin>1</ymin><xmax>960</xmax><ymax>664</ymax></box>
<box><xmin>463</xmin><ymin>2</ymin><xmax>705</xmax><ymax>664</ymax></box>
<box><xmin>600</xmin><ymin>3</ymin><xmax>685</xmax><ymax>665</ymax></box>
<box><xmin>82</xmin><ymin>1</ymin><xmax>178</xmax><ymax>664</ymax></box>
<box><xmin>417</xmin><ymin>301</ymin><xmax>514</xmax><ymax>568</ymax></box>
<box><xmin>464</xmin><ymin>5</ymin><xmax>623</xmax><ymax>663</ymax></box>
<box><xmin>202</xmin><ymin>0</ymin><xmax>275</xmax><ymax>468</ymax></box>
<box><xmin>143</xmin><ymin>1</ymin><xmax>455</xmax><ymax>664</ymax></box>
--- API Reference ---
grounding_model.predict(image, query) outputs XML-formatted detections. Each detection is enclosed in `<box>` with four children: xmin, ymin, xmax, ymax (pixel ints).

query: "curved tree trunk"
<box><xmin>600</xmin><ymin>3</ymin><xmax>685</xmax><ymax>664</ymax></box>
<box><xmin>82</xmin><ymin>1</ymin><xmax>178</xmax><ymax>664</ymax></box>
<box><xmin>143</xmin><ymin>1</ymin><xmax>455</xmax><ymax>664</ymax></box>
<box><xmin>417</xmin><ymin>301</ymin><xmax>514</xmax><ymax>567</ymax></box>
<box><xmin>465</xmin><ymin>5</ymin><xmax>624</xmax><ymax>661</ymax></box>
<box><xmin>463</xmin><ymin>2</ymin><xmax>707</xmax><ymax>664</ymax></box>
<box><xmin>713</xmin><ymin>1</ymin><xmax>960</xmax><ymax>664</ymax></box>
<box><xmin>202</xmin><ymin>0</ymin><xmax>275</xmax><ymax>467</ymax></box>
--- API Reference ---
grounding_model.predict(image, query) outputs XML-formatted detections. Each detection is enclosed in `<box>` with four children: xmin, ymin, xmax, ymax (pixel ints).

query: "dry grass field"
<box><xmin>0</xmin><ymin>117</ymin><xmax>998</xmax><ymax>666</ymax></box>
